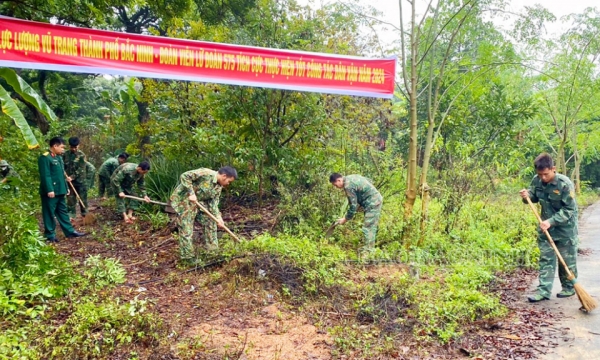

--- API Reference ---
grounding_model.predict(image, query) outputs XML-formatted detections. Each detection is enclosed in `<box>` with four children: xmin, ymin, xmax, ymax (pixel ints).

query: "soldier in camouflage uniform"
<box><xmin>330</xmin><ymin>173</ymin><xmax>383</xmax><ymax>252</ymax></box>
<box><xmin>111</xmin><ymin>161</ymin><xmax>151</xmax><ymax>223</ymax></box>
<box><xmin>520</xmin><ymin>153</ymin><xmax>579</xmax><ymax>302</ymax></box>
<box><xmin>63</xmin><ymin>137</ymin><xmax>88</xmax><ymax>220</ymax></box>
<box><xmin>85</xmin><ymin>161</ymin><xmax>96</xmax><ymax>190</ymax></box>
<box><xmin>98</xmin><ymin>153</ymin><xmax>129</xmax><ymax>199</ymax></box>
<box><xmin>1</xmin><ymin>159</ymin><xmax>20</xmax><ymax>184</ymax></box>
<box><xmin>170</xmin><ymin>166</ymin><xmax>237</xmax><ymax>263</ymax></box>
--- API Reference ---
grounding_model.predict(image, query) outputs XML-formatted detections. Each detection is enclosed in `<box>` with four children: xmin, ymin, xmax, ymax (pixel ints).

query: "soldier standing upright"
<box><xmin>519</xmin><ymin>153</ymin><xmax>579</xmax><ymax>302</ymax></box>
<box><xmin>330</xmin><ymin>173</ymin><xmax>383</xmax><ymax>254</ymax></box>
<box><xmin>98</xmin><ymin>153</ymin><xmax>129</xmax><ymax>199</ymax></box>
<box><xmin>170</xmin><ymin>166</ymin><xmax>237</xmax><ymax>264</ymax></box>
<box><xmin>111</xmin><ymin>161</ymin><xmax>151</xmax><ymax>223</ymax></box>
<box><xmin>38</xmin><ymin>137</ymin><xmax>86</xmax><ymax>242</ymax></box>
<box><xmin>63</xmin><ymin>137</ymin><xmax>88</xmax><ymax>221</ymax></box>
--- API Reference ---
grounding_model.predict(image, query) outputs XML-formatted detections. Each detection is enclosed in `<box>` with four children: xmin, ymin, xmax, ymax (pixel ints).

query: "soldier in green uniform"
<box><xmin>170</xmin><ymin>166</ymin><xmax>237</xmax><ymax>263</ymax></box>
<box><xmin>63</xmin><ymin>137</ymin><xmax>88</xmax><ymax>221</ymax></box>
<box><xmin>111</xmin><ymin>161</ymin><xmax>151</xmax><ymax>223</ymax></box>
<box><xmin>519</xmin><ymin>153</ymin><xmax>579</xmax><ymax>302</ymax></box>
<box><xmin>330</xmin><ymin>173</ymin><xmax>383</xmax><ymax>253</ymax></box>
<box><xmin>98</xmin><ymin>153</ymin><xmax>129</xmax><ymax>199</ymax></box>
<box><xmin>85</xmin><ymin>161</ymin><xmax>96</xmax><ymax>190</ymax></box>
<box><xmin>0</xmin><ymin>159</ymin><xmax>20</xmax><ymax>183</ymax></box>
<box><xmin>38</xmin><ymin>137</ymin><xmax>86</xmax><ymax>242</ymax></box>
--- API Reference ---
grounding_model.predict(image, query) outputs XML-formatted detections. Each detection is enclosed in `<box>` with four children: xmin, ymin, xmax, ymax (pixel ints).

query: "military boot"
<box><xmin>557</xmin><ymin>289</ymin><xmax>576</xmax><ymax>298</ymax></box>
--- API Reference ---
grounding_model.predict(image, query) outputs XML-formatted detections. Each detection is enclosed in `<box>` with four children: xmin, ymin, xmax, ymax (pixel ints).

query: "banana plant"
<box><xmin>0</xmin><ymin>68</ymin><xmax>58</xmax><ymax>149</ymax></box>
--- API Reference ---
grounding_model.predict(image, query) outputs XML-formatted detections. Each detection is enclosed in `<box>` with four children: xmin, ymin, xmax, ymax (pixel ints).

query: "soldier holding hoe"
<box><xmin>170</xmin><ymin>166</ymin><xmax>237</xmax><ymax>265</ymax></box>
<box><xmin>111</xmin><ymin>161</ymin><xmax>151</xmax><ymax>224</ymax></box>
<box><xmin>63</xmin><ymin>137</ymin><xmax>88</xmax><ymax>221</ymax></box>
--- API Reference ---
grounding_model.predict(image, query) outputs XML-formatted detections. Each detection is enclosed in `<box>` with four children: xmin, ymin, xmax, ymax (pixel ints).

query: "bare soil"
<box><xmin>49</xmin><ymin>199</ymin><xmax>561</xmax><ymax>359</ymax></box>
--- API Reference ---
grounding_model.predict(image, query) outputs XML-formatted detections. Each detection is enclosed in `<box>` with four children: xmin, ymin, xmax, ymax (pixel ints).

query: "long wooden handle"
<box><xmin>64</xmin><ymin>172</ymin><xmax>86</xmax><ymax>210</ymax></box>
<box><xmin>122</xmin><ymin>194</ymin><xmax>169</xmax><ymax>206</ymax></box>
<box><xmin>194</xmin><ymin>200</ymin><xmax>241</xmax><ymax>243</ymax></box>
<box><xmin>525</xmin><ymin>196</ymin><xmax>574</xmax><ymax>279</ymax></box>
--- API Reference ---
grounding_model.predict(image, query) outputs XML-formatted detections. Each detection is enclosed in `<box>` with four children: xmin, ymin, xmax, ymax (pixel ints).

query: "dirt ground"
<box><xmin>49</xmin><ymin>199</ymin><xmax>566</xmax><ymax>359</ymax></box>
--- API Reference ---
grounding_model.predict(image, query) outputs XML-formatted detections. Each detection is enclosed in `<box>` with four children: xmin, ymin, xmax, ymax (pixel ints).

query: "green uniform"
<box><xmin>85</xmin><ymin>161</ymin><xmax>96</xmax><ymax>189</ymax></box>
<box><xmin>170</xmin><ymin>168</ymin><xmax>223</xmax><ymax>260</ymax></box>
<box><xmin>525</xmin><ymin>173</ymin><xmax>578</xmax><ymax>298</ymax></box>
<box><xmin>343</xmin><ymin>175</ymin><xmax>383</xmax><ymax>249</ymax></box>
<box><xmin>111</xmin><ymin>163</ymin><xmax>147</xmax><ymax>213</ymax></box>
<box><xmin>0</xmin><ymin>160</ymin><xmax>20</xmax><ymax>183</ymax></box>
<box><xmin>98</xmin><ymin>157</ymin><xmax>119</xmax><ymax>197</ymax></box>
<box><xmin>38</xmin><ymin>152</ymin><xmax>76</xmax><ymax>239</ymax></box>
<box><xmin>1</xmin><ymin>160</ymin><xmax>20</xmax><ymax>192</ymax></box>
<box><xmin>63</xmin><ymin>149</ymin><xmax>87</xmax><ymax>218</ymax></box>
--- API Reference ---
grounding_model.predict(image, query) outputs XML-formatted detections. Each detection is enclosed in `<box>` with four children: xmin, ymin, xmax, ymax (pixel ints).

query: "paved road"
<box><xmin>533</xmin><ymin>201</ymin><xmax>600</xmax><ymax>359</ymax></box>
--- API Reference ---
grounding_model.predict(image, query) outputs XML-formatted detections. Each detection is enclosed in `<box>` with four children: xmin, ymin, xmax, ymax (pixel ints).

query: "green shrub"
<box><xmin>83</xmin><ymin>255</ymin><xmax>127</xmax><ymax>288</ymax></box>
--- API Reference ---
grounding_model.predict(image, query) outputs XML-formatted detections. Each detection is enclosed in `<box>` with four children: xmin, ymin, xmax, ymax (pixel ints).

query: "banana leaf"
<box><xmin>0</xmin><ymin>68</ymin><xmax>57</xmax><ymax>122</ymax></box>
<box><xmin>0</xmin><ymin>85</ymin><xmax>40</xmax><ymax>149</ymax></box>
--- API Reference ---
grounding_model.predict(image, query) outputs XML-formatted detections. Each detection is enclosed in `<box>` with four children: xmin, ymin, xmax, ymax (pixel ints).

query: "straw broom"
<box><xmin>525</xmin><ymin>196</ymin><xmax>597</xmax><ymax>312</ymax></box>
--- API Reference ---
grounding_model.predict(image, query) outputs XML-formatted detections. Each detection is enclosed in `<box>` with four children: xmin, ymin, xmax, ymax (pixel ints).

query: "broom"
<box><xmin>525</xmin><ymin>196</ymin><xmax>597</xmax><ymax>312</ymax></box>
<box><xmin>194</xmin><ymin>200</ymin><xmax>241</xmax><ymax>243</ymax></box>
<box><xmin>65</xmin><ymin>175</ymin><xmax>96</xmax><ymax>225</ymax></box>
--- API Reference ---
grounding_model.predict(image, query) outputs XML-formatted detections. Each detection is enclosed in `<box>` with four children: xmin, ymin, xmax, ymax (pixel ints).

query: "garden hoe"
<box><xmin>324</xmin><ymin>220</ymin><xmax>340</xmax><ymax>238</ymax></box>
<box><xmin>193</xmin><ymin>200</ymin><xmax>241</xmax><ymax>243</ymax></box>
<box><xmin>65</xmin><ymin>176</ymin><xmax>96</xmax><ymax>225</ymax></box>
<box><xmin>121</xmin><ymin>194</ymin><xmax>176</xmax><ymax>213</ymax></box>
<box><xmin>525</xmin><ymin>196</ymin><xmax>597</xmax><ymax>312</ymax></box>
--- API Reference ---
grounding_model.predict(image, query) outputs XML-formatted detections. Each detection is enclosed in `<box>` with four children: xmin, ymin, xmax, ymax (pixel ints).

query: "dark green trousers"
<box><xmin>41</xmin><ymin>194</ymin><xmax>75</xmax><ymax>239</ymax></box>
<box><xmin>98</xmin><ymin>175</ymin><xmax>113</xmax><ymax>197</ymax></box>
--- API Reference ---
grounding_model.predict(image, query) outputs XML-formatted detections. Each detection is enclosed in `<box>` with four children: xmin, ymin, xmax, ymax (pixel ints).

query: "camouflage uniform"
<box><xmin>0</xmin><ymin>160</ymin><xmax>20</xmax><ymax>184</ymax></box>
<box><xmin>170</xmin><ymin>168</ymin><xmax>223</xmax><ymax>260</ymax></box>
<box><xmin>343</xmin><ymin>175</ymin><xmax>383</xmax><ymax>249</ymax></box>
<box><xmin>98</xmin><ymin>157</ymin><xmax>119</xmax><ymax>197</ymax></box>
<box><xmin>525</xmin><ymin>173</ymin><xmax>578</xmax><ymax>299</ymax></box>
<box><xmin>63</xmin><ymin>149</ymin><xmax>87</xmax><ymax>218</ymax></box>
<box><xmin>85</xmin><ymin>161</ymin><xmax>96</xmax><ymax>189</ymax></box>
<box><xmin>111</xmin><ymin>163</ymin><xmax>147</xmax><ymax>213</ymax></box>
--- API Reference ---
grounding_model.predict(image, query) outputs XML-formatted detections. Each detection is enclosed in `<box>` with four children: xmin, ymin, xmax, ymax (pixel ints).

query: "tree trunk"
<box><xmin>14</xmin><ymin>93</ymin><xmax>50</xmax><ymax>134</ymax></box>
<box><xmin>136</xmin><ymin>99</ymin><xmax>151</xmax><ymax>158</ymax></box>
<box><xmin>404</xmin><ymin>2</ymin><xmax>418</xmax><ymax>220</ymax></box>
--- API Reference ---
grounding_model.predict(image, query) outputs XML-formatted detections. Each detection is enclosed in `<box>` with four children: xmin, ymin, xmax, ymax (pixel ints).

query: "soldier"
<box><xmin>330</xmin><ymin>173</ymin><xmax>383</xmax><ymax>254</ymax></box>
<box><xmin>85</xmin><ymin>161</ymin><xmax>96</xmax><ymax>190</ymax></box>
<box><xmin>98</xmin><ymin>153</ymin><xmax>129</xmax><ymax>200</ymax></box>
<box><xmin>38</xmin><ymin>137</ymin><xmax>86</xmax><ymax>242</ymax></box>
<box><xmin>63</xmin><ymin>137</ymin><xmax>88</xmax><ymax>221</ymax></box>
<box><xmin>0</xmin><ymin>159</ymin><xmax>20</xmax><ymax>184</ymax></box>
<box><xmin>519</xmin><ymin>153</ymin><xmax>579</xmax><ymax>302</ymax></box>
<box><xmin>111</xmin><ymin>161</ymin><xmax>151</xmax><ymax>223</ymax></box>
<box><xmin>170</xmin><ymin>166</ymin><xmax>237</xmax><ymax>264</ymax></box>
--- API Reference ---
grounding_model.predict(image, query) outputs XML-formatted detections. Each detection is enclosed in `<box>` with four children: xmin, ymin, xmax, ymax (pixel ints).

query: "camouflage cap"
<box><xmin>0</xmin><ymin>160</ymin><xmax>8</xmax><ymax>167</ymax></box>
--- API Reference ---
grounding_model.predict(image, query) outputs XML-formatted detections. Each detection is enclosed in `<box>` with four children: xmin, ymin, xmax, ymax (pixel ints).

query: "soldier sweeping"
<box><xmin>519</xmin><ymin>153</ymin><xmax>579</xmax><ymax>302</ymax></box>
<box><xmin>330</xmin><ymin>173</ymin><xmax>383</xmax><ymax>255</ymax></box>
<box><xmin>63</xmin><ymin>137</ymin><xmax>88</xmax><ymax>221</ymax></box>
<box><xmin>38</xmin><ymin>137</ymin><xmax>86</xmax><ymax>242</ymax></box>
<box><xmin>98</xmin><ymin>153</ymin><xmax>129</xmax><ymax>199</ymax></box>
<box><xmin>111</xmin><ymin>161</ymin><xmax>151</xmax><ymax>223</ymax></box>
<box><xmin>170</xmin><ymin>166</ymin><xmax>237</xmax><ymax>264</ymax></box>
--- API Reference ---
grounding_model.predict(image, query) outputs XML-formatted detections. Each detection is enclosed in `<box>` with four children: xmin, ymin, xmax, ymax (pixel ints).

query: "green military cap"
<box><xmin>0</xmin><ymin>160</ymin><xmax>8</xmax><ymax>167</ymax></box>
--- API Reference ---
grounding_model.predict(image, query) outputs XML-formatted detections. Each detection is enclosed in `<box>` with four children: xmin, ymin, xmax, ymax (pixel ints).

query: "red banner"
<box><xmin>0</xmin><ymin>16</ymin><xmax>396</xmax><ymax>98</ymax></box>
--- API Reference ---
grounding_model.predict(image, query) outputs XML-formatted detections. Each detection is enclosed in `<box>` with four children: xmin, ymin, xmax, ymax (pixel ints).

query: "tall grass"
<box><xmin>144</xmin><ymin>156</ymin><xmax>188</xmax><ymax>202</ymax></box>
